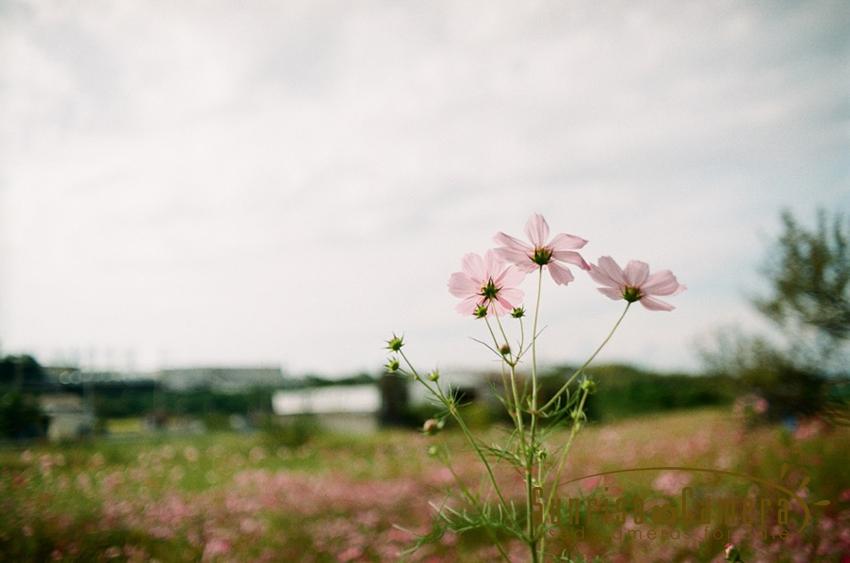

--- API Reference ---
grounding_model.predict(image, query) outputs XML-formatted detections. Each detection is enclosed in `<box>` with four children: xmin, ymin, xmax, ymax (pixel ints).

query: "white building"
<box><xmin>407</xmin><ymin>368</ymin><xmax>501</xmax><ymax>407</ymax></box>
<box><xmin>39</xmin><ymin>393</ymin><xmax>95</xmax><ymax>442</ymax></box>
<box><xmin>272</xmin><ymin>384</ymin><xmax>380</xmax><ymax>433</ymax></box>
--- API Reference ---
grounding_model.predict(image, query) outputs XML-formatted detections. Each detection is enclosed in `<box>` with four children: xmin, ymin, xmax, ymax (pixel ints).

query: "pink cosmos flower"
<box><xmin>493</xmin><ymin>213</ymin><xmax>589</xmax><ymax>285</ymax></box>
<box><xmin>448</xmin><ymin>250</ymin><xmax>524</xmax><ymax>316</ymax></box>
<box><xmin>588</xmin><ymin>256</ymin><xmax>686</xmax><ymax>311</ymax></box>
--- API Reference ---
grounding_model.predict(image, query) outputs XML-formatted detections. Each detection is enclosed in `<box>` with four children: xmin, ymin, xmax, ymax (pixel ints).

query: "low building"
<box><xmin>158</xmin><ymin>366</ymin><xmax>284</xmax><ymax>392</ymax></box>
<box><xmin>408</xmin><ymin>368</ymin><xmax>500</xmax><ymax>408</ymax></box>
<box><xmin>272</xmin><ymin>384</ymin><xmax>380</xmax><ymax>433</ymax></box>
<box><xmin>39</xmin><ymin>393</ymin><xmax>95</xmax><ymax>442</ymax></box>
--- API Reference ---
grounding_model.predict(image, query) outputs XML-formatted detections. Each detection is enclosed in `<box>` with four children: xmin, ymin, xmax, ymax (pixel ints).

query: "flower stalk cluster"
<box><xmin>388</xmin><ymin>214</ymin><xmax>685</xmax><ymax>562</ymax></box>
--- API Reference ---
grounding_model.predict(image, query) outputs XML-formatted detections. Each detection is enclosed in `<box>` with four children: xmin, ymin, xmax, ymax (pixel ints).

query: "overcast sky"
<box><xmin>1</xmin><ymin>0</ymin><xmax>848</xmax><ymax>376</ymax></box>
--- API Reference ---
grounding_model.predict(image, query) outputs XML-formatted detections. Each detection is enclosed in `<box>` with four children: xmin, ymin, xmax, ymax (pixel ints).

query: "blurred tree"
<box><xmin>0</xmin><ymin>391</ymin><xmax>47</xmax><ymax>439</ymax></box>
<box><xmin>0</xmin><ymin>355</ymin><xmax>46</xmax><ymax>389</ymax></box>
<box><xmin>702</xmin><ymin>208</ymin><xmax>849</xmax><ymax>420</ymax></box>
<box><xmin>378</xmin><ymin>373</ymin><xmax>410</xmax><ymax>427</ymax></box>
<box><xmin>754</xmin><ymin>209</ymin><xmax>849</xmax><ymax>371</ymax></box>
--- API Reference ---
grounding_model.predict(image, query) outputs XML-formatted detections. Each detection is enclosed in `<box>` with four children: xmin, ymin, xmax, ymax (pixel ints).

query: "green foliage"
<box><xmin>260</xmin><ymin>414</ymin><xmax>320</xmax><ymax>449</ymax></box>
<box><xmin>299</xmin><ymin>372</ymin><xmax>376</xmax><ymax>388</ymax></box>
<box><xmin>539</xmin><ymin>364</ymin><xmax>736</xmax><ymax>423</ymax></box>
<box><xmin>0</xmin><ymin>355</ymin><xmax>46</xmax><ymax>388</ymax></box>
<box><xmin>0</xmin><ymin>391</ymin><xmax>47</xmax><ymax>439</ymax></box>
<box><xmin>756</xmin><ymin>209</ymin><xmax>850</xmax><ymax>345</ymax></box>
<box><xmin>703</xmin><ymin>208</ymin><xmax>850</xmax><ymax>419</ymax></box>
<box><xmin>705</xmin><ymin>332</ymin><xmax>828</xmax><ymax>420</ymax></box>
<box><xmin>92</xmin><ymin>388</ymin><xmax>275</xmax><ymax>419</ymax></box>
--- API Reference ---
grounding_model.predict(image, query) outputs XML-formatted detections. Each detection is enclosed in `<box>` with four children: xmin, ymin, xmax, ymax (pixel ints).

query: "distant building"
<box><xmin>272</xmin><ymin>384</ymin><xmax>380</xmax><ymax>433</ymax></box>
<box><xmin>158</xmin><ymin>366</ymin><xmax>283</xmax><ymax>392</ymax></box>
<box><xmin>408</xmin><ymin>369</ymin><xmax>499</xmax><ymax>408</ymax></box>
<box><xmin>39</xmin><ymin>393</ymin><xmax>95</xmax><ymax>442</ymax></box>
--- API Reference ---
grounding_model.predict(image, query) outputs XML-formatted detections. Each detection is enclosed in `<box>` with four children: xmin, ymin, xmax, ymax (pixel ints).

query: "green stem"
<box><xmin>440</xmin><ymin>452</ymin><xmax>512</xmax><ymax>563</ymax></box>
<box><xmin>398</xmin><ymin>351</ymin><xmax>510</xmax><ymax>512</ymax></box>
<box><xmin>540</xmin><ymin>303</ymin><xmax>631</xmax><ymax>413</ymax></box>
<box><xmin>488</xmin><ymin>317</ymin><xmax>528</xmax><ymax>471</ymax></box>
<box><xmin>493</xmin><ymin>313</ymin><xmax>514</xmax><ymax>364</ymax></box>
<box><xmin>542</xmin><ymin>387</ymin><xmax>590</xmax><ymax>522</ymax></box>
<box><xmin>527</xmin><ymin>267</ymin><xmax>544</xmax><ymax>560</ymax></box>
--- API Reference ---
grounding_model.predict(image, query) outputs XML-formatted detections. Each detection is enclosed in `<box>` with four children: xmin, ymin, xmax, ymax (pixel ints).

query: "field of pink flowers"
<box><xmin>1</xmin><ymin>408</ymin><xmax>849</xmax><ymax>562</ymax></box>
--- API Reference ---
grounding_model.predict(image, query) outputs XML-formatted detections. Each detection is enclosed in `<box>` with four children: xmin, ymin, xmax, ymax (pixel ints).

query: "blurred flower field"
<box><xmin>1</xmin><ymin>409</ymin><xmax>849</xmax><ymax>562</ymax></box>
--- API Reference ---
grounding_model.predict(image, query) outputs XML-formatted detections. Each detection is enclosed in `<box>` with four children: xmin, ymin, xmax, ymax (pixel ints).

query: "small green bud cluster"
<box><xmin>385</xmin><ymin>358</ymin><xmax>400</xmax><ymax>373</ymax></box>
<box><xmin>511</xmin><ymin>307</ymin><xmax>525</xmax><ymax>319</ymax></box>
<box><xmin>385</xmin><ymin>334</ymin><xmax>404</xmax><ymax>352</ymax></box>
<box><xmin>474</xmin><ymin>305</ymin><xmax>488</xmax><ymax>318</ymax></box>
<box><xmin>580</xmin><ymin>377</ymin><xmax>597</xmax><ymax>394</ymax></box>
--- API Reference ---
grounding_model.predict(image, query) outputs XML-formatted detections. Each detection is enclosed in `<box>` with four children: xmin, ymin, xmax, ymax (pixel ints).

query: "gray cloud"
<box><xmin>1</xmin><ymin>0</ymin><xmax>848</xmax><ymax>374</ymax></box>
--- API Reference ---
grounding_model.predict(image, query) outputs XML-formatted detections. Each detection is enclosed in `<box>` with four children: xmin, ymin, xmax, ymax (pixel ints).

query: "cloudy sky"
<box><xmin>1</xmin><ymin>0</ymin><xmax>848</xmax><ymax>376</ymax></box>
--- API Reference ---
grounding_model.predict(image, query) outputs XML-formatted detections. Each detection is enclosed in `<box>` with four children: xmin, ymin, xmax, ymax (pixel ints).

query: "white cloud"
<box><xmin>0</xmin><ymin>0</ymin><xmax>848</xmax><ymax>374</ymax></box>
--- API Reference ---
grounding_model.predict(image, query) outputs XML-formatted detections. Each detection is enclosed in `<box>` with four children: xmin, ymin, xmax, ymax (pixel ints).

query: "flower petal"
<box><xmin>597</xmin><ymin>287</ymin><xmax>623</xmax><ymax>300</ymax></box>
<box><xmin>493</xmin><ymin>231</ymin><xmax>533</xmax><ymax>253</ymax></box>
<box><xmin>547</xmin><ymin>261</ymin><xmax>575</xmax><ymax>285</ymax></box>
<box><xmin>597</xmin><ymin>256</ymin><xmax>626</xmax><ymax>286</ymax></box>
<box><xmin>493</xmin><ymin>295</ymin><xmax>514</xmax><ymax>315</ymax></box>
<box><xmin>494</xmin><ymin>265</ymin><xmax>527</xmax><ymax>288</ymax></box>
<box><xmin>455</xmin><ymin>295</ymin><xmax>481</xmax><ymax>315</ymax></box>
<box><xmin>494</xmin><ymin>246</ymin><xmax>534</xmax><ymax>268</ymax></box>
<box><xmin>589</xmin><ymin>262</ymin><xmax>621</xmax><ymax>289</ymax></box>
<box><xmin>483</xmin><ymin>249</ymin><xmax>504</xmax><ymax>277</ymax></box>
<box><xmin>524</xmin><ymin>213</ymin><xmax>550</xmax><ymax>247</ymax></box>
<box><xmin>553</xmin><ymin>250</ymin><xmax>590</xmax><ymax>271</ymax></box>
<box><xmin>549</xmin><ymin>233</ymin><xmax>588</xmax><ymax>251</ymax></box>
<box><xmin>448</xmin><ymin>272</ymin><xmax>478</xmax><ymax>298</ymax></box>
<box><xmin>461</xmin><ymin>253</ymin><xmax>486</xmax><ymax>281</ymax></box>
<box><xmin>624</xmin><ymin>260</ymin><xmax>650</xmax><ymax>287</ymax></box>
<box><xmin>639</xmin><ymin>296</ymin><xmax>675</xmax><ymax>311</ymax></box>
<box><xmin>498</xmin><ymin>287</ymin><xmax>524</xmax><ymax>308</ymax></box>
<box><xmin>641</xmin><ymin>270</ymin><xmax>682</xmax><ymax>296</ymax></box>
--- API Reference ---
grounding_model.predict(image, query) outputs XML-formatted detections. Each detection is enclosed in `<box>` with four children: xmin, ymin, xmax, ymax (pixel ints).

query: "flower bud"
<box><xmin>724</xmin><ymin>544</ymin><xmax>743</xmax><ymax>562</ymax></box>
<box><xmin>474</xmin><ymin>305</ymin><xmax>488</xmax><ymax>319</ymax></box>
<box><xmin>499</xmin><ymin>344</ymin><xmax>511</xmax><ymax>356</ymax></box>
<box><xmin>423</xmin><ymin>418</ymin><xmax>443</xmax><ymax>435</ymax></box>
<box><xmin>385</xmin><ymin>358</ymin><xmax>400</xmax><ymax>373</ymax></box>
<box><xmin>385</xmin><ymin>334</ymin><xmax>404</xmax><ymax>352</ymax></box>
<box><xmin>427</xmin><ymin>445</ymin><xmax>439</xmax><ymax>457</ymax></box>
<box><xmin>580</xmin><ymin>377</ymin><xmax>597</xmax><ymax>394</ymax></box>
<box><xmin>428</xmin><ymin>369</ymin><xmax>440</xmax><ymax>382</ymax></box>
<box><xmin>511</xmin><ymin>307</ymin><xmax>525</xmax><ymax>319</ymax></box>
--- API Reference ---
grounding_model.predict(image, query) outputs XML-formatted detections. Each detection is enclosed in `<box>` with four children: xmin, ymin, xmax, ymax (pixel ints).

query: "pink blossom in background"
<box><xmin>202</xmin><ymin>538</ymin><xmax>231</xmax><ymax>561</ymax></box>
<box><xmin>652</xmin><ymin>470</ymin><xmax>692</xmax><ymax>495</ymax></box>
<box><xmin>448</xmin><ymin>250</ymin><xmax>524</xmax><ymax>316</ymax></box>
<box><xmin>588</xmin><ymin>256</ymin><xmax>686</xmax><ymax>311</ymax></box>
<box><xmin>493</xmin><ymin>213</ymin><xmax>589</xmax><ymax>285</ymax></box>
